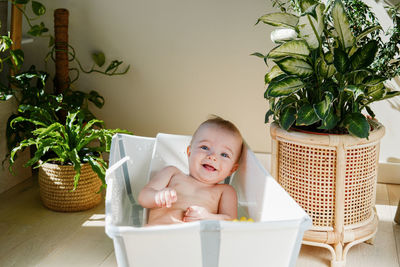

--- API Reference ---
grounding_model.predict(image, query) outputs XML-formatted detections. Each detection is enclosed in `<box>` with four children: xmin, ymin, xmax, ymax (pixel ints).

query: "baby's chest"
<box><xmin>169</xmin><ymin>180</ymin><xmax>221</xmax><ymax>207</ymax></box>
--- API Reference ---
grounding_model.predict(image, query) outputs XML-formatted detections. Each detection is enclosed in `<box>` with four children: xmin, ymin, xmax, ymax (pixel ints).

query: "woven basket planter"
<box><xmin>38</xmin><ymin>162</ymin><xmax>102</xmax><ymax>212</ymax></box>
<box><xmin>270</xmin><ymin>122</ymin><xmax>385</xmax><ymax>267</ymax></box>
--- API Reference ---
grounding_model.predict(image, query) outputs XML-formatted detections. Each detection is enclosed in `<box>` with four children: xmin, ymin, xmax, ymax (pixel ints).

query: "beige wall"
<box><xmin>21</xmin><ymin>0</ymin><xmax>275</xmax><ymax>153</ymax></box>
<box><xmin>21</xmin><ymin>0</ymin><xmax>400</xmax><ymax>163</ymax></box>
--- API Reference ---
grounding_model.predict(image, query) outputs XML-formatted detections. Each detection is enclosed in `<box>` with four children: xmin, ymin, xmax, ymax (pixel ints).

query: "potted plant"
<box><xmin>255</xmin><ymin>0</ymin><xmax>399</xmax><ymax>266</ymax></box>
<box><xmin>9</xmin><ymin>109</ymin><xmax>131</xmax><ymax>211</ymax></box>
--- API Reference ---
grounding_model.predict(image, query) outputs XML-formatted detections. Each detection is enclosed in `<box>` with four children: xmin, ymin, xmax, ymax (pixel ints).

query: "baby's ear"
<box><xmin>230</xmin><ymin>163</ymin><xmax>239</xmax><ymax>175</ymax></box>
<box><xmin>187</xmin><ymin>145</ymin><xmax>191</xmax><ymax>157</ymax></box>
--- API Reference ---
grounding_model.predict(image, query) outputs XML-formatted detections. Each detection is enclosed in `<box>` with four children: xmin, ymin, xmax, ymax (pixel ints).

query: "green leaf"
<box><xmin>318</xmin><ymin>109</ymin><xmax>339</xmax><ymax>130</ymax></box>
<box><xmin>265</xmin><ymin>66</ymin><xmax>285</xmax><ymax>84</ymax></box>
<box><xmin>332</xmin><ymin>0</ymin><xmax>355</xmax><ymax>49</ymax></box>
<box><xmin>256</xmin><ymin>13</ymin><xmax>299</xmax><ymax>28</ymax></box>
<box><xmin>333</xmin><ymin>48</ymin><xmax>349</xmax><ymax>73</ymax></box>
<box><xmin>251</xmin><ymin>52</ymin><xmax>265</xmax><ymax>58</ymax></box>
<box><xmin>37</xmin><ymin>123</ymin><xmax>63</xmax><ymax>139</ymax></box>
<box><xmin>366</xmin><ymin>83</ymin><xmax>385</xmax><ymax>101</ymax></box>
<box><xmin>380</xmin><ymin>91</ymin><xmax>400</xmax><ymax>101</ymax></box>
<box><xmin>265</xmin><ymin>76</ymin><xmax>304</xmax><ymax>97</ymax></box>
<box><xmin>275</xmin><ymin>57</ymin><xmax>313</xmax><ymax>77</ymax></box>
<box><xmin>299</xmin><ymin>0</ymin><xmax>318</xmax><ymax>13</ymax></box>
<box><xmin>298</xmin><ymin>3</ymin><xmax>325</xmax><ymax>49</ymax></box>
<box><xmin>344</xmin><ymin>85</ymin><xmax>365</xmax><ymax>101</ymax></box>
<box><xmin>279</xmin><ymin>106</ymin><xmax>296</xmax><ymax>130</ymax></box>
<box><xmin>10</xmin><ymin>116</ymin><xmax>47</xmax><ymax>129</ymax></box>
<box><xmin>9</xmin><ymin>139</ymin><xmax>36</xmax><ymax>172</ymax></box>
<box><xmin>267</xmin><ymin>40</ymin><xmax>310</xmax><ymax>60</ymax></box>
<box><xmin>68</xmin><ymin>149</ymin><xmax>82</xmax><ymax>190</ymax></box>
<box><xmin>32</xmin><ymin>1</ymin><xmax>46</xmax><ymax>16</ymax></box>
<box><xmin>88</xmin><ymin>90</ymin><xmax>105</xmax><ymax>108</ymax></box>
<box><xmin>318</xmin><ymin>58</ymin><xmax>335</xmax><ymax>78</ymax></box>
<box><xmin>48</xmin><ymin>35</ymin><xmax>55</xmax><ymax>47</ymax></box>
<box><xmin>343</xmin><ymin>113</ymin><xmax>369</xmax><ymax>138</ymax></box>
<box><xmin>105</xmin><ymin>60</ymin><xmax>122</xmax><ymax>73</ymax></box>
<box><xmin>296</xmin><ymin>104</ymin><xmax>320</xmax><ymax>126</ymax></box>
<box><xmin>265</xmin><ymin>109</ymin><xmax>274</xmax><ymax>123</ymax></box>
<box><xmin>352</xmin><ymin>70</ymin><xmax>370</xmax><ymax>84</ymax></box>
<box><xmin>313</xmin><ymin>92</ymin><xmax>333</xmax><ymax>120</ymax></box>
<box><xmin>10</xmin><ymin>49</ymin><xmax>24</xmax><ymax>70</ymax></box>
<box><xmin>355</xmin><ymin>25</ymin><xmax>382</xmax><ymax>43</ymax></box>
<box><xmin>350</xmin><ymin>40</ymin><xmax>378</xmax><ymax>70</ymax></box>
<box><xmin>28</xmin><ymin>22</ymin><xmax>48</xmax><ymax>37</ymax></box>
<box><xmin>92</xmin><ymin>51</ymin><xmax>106</xmax><ymax>67</ymax></box>
<box><xmin>88</xmin><ymin>157</ymin><xmax>105</xmax><ymax>189</ymax></box>
<box><xmin>15</xmin><ymin>0</ymin><xmax>29</xmax><ymax>4</ymax></box>
<box><xmin>0</xmin><ymin>36</ymin><xmax>13</xmax><ymax>52</ymax></box>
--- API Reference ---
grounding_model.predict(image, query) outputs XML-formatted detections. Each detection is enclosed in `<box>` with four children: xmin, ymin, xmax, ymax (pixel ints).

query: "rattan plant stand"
<box><xmin>39</xmin><ymin>162</ymin><xmax>102</xmax><ymax>212</ymax></box>
<box><xmin>270</xmin><ymin>122</ymin><xmax>385</xmax><ymax>267</ymax></box>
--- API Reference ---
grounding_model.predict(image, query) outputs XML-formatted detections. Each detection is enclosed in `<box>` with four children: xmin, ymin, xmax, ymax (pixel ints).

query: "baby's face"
<box><xmin>187</xmin><ymin>124</ymin><xmax>242</xmax><ymax>185</ymax></box>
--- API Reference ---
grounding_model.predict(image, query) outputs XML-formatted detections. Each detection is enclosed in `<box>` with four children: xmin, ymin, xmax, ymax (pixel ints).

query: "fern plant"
<box><xmin>9</xmin><ymin>110</ymin><xmax>131</xmax><ymax>191</ymax></box>
<box><xmin>255</xmin><ymin>0</ymin><xmax>400</xmax><ymax>138</ymax></box>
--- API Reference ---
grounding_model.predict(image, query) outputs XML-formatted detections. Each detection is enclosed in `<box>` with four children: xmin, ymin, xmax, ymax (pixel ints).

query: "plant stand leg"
<box><xmin>364</xmin><ymin>234</ymin><xmax>376</xmax><ymax>245</ymax></box>
<box><xmin>330</xmin><ymin>242</ymin><xmax>346</xmax><ymax>267</ymax></box>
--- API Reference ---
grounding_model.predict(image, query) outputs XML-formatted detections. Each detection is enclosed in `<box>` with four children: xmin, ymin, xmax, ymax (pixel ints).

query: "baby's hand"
<box><xmin>155</xmin><ymin>188</ymin><xmax>177</xmax><ymax>208</ymax></box>
<box><xmin>183</xmin><ymin>206</ymin><xmax>210</xmax><ymax>222</ymax></box>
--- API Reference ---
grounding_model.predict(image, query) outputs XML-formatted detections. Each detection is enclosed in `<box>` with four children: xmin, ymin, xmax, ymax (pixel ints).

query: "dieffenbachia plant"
<box><xmin>255</xmin><ymin>0</ymin><xmax>400</xmax><ymax>138</ymax></box>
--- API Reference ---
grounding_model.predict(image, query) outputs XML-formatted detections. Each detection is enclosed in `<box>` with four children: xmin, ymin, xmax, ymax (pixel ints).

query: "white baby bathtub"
<box><xmin>105</xmin><ymin>133</ymin><xmax>311</xmax><ymax>267</ymax></box>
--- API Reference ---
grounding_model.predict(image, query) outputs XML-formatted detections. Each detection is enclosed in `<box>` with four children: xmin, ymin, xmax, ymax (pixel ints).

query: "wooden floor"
<box><xmin>1</xmin><ymin>175</ymin><xmax>399</xmax><ymax>267</ymax></box>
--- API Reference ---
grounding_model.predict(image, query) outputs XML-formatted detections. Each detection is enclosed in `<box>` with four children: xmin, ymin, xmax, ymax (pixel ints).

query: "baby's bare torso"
<box><xmin>147</xmin><ymin>172</ymin><xmax>226</xmax><ymax>225</ymax></box>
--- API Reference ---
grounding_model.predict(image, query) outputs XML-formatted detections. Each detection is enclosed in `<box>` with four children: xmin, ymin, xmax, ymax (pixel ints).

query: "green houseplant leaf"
<box><xmin>342</xmin><ymin>113</ymin><xmax>369</xmax><ymax>138</ymax></box>
<box><xmin>296</xmin><ymin>103</ymin><xmax>320</xmax><ymax>126</ymax></box>
<box><xmin>265</xmin><ymin>65</ymin><xmax>284</xmax><ymax>84</ymax></box>
<box><xmin>279</xmin><ymin>106</ymin><xmax>296</xmax><ymax>130</ymax></box>
<box><xmin>275</xmin><ymin>58</ymin><xmax>313</xmax><ymax>77</ymax></box>
<box><xmin>32</xmin><ymin>1</ymin><xmax>46</xmax><ymax>16</ymax></box>
<box><xmin>298</xmin><ymin>3</ymin><xmax>325</xmax><ymax>49</ymax></box>
<box><xmin>257</xmin><ymin>13</ymin><xmax>299</xmax><ymax>28</ymax></box>
<box><xmin>267</xmin><ymin>40</ymin><xmax>310</xmax><ymax>60</ymax></box>
<box><xmin>350</xmin><ymin>40</ymin><xmax>378</xmax><ymax>70</ymax></box>
<box><xmin>265</xmin><ymin>76</ymin><xmax>304</xmax><ymax>97</ymax></box>
<box><xmin>332</xmin><ymin>0</ymin><xmax>355</xmax><ymax>49</ymax></box>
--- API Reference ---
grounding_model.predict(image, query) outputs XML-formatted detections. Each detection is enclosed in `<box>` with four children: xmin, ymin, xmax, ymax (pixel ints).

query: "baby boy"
<box><xmin>138</xmin><ymin>117</ymin><xmax>243</xmax><ymax>225</ymax></box>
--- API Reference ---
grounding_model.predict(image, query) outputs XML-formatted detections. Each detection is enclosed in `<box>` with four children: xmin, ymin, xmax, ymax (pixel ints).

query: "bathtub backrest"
<box><xmin>106</xmin><ymin>134</ymin><xmax>155</xmax><ymax>226</ymax></box>
<box><xmin>147</xmin><ymin>133</ymin><xmax>192</xmax><ymax>179</ymax></box>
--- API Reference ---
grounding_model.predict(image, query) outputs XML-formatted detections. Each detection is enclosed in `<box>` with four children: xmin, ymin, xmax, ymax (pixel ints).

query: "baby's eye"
<box><xmin>221</xmin><ymin>153</ymin><xmax>230</xmax><ymax>158</ymax></box>
<box><xmin>200</xmin><ymin>145</ymin><xmax>208</xmax><ymax>150</ymax></box>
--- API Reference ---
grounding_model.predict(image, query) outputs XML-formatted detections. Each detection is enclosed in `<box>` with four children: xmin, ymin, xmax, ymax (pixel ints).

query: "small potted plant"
<box><xmin>9</xmin><ymin>109</ymin><xmax>131</xmax><ymax>212</ymax></box>
<box><xmin>254</xmin><ymin>0</ymin><xmax>399</xmax><ymax>266</ymax></box>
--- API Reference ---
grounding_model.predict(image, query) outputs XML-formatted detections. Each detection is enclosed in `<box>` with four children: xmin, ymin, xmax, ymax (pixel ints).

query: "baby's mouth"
<box><xmin>202</xmin><ymin>164</ymin><xmax>216</xmax><ymax>171</ymax></box>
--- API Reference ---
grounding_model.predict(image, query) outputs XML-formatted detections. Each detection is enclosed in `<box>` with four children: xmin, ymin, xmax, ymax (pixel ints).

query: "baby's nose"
<box><xmin>207</xmin><ymin>153</ymin><xmax>217</xmax><ymax>161</ymax></box>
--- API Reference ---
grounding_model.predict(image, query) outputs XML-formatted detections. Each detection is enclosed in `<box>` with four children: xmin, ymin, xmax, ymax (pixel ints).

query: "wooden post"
<box><xmin>54</xmin><ymin>8</ymin><xmax>69</xmax><ymax>95</ymax></box>
<box><xmin>10</xmin><ymin>3</ymin><xmax>22</xmax><ymax>75</ymax></box>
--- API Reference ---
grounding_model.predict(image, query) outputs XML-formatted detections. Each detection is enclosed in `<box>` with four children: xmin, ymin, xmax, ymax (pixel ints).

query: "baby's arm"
<box><xmin>138</xmin><ymin>166</ymin><xmax>179</xmax><ymax>208</ymax></box>
<box><xmin>183</xmin><ymin>185</ymin><xmax>238</xmax><ymax>222</ymax></box>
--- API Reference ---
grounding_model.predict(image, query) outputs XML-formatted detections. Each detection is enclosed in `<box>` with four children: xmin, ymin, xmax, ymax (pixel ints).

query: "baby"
<box><xmin>138</xmin><ymin>117</ymin><xmax>243</xmax><ymax>225</ymax></box>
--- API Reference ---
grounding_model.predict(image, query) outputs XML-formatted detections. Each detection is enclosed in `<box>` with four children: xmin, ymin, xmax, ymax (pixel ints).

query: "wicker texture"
<box><xmin>39</xmin><ymin>162</ymin><xmax>102</xmax><ymax>212</ymax></box>
<box><xmin>344</xmin><ymin>145</ymin><xmax>377</xmax><ymax>226</ymax></box>
<box><xmin>278</xmin><ymin>141</ymin><xmax>336</xmax><ymax>229</ymax></box>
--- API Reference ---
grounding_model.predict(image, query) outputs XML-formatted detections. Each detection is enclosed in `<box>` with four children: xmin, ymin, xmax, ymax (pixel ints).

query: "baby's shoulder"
<box><xmin>160</xmin><ymin>165</ymin><xmax>183</xmax><ymax>177</ymax></box>
<box><xmin>215</xmin><ymin>183</ymin><xmax>236</xmax><ymax>194</ymax></box>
